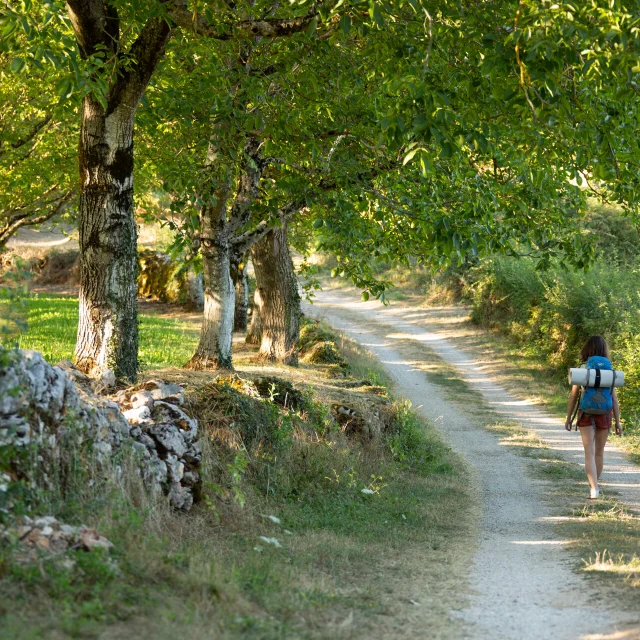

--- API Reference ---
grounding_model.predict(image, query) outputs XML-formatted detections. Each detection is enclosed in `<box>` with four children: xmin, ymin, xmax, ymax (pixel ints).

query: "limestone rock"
<box><xmin>129</xmin><ymin>390</ymin><xmax>154</xmax><ymax>410</ymax></box>
<box><xmin>153</xmin><ymin>401</ymin><xmax>197</xmax><ymax>441</ymax></box>
<box><xmin>123</xmin><ymin>405</ymin><xmax>152</xmax><ymax>424</ymax></box>
<box><xmin>3</xmin><ymin>516</ymin><xmax>114</xmax><ymax>561</ymax></box>
<box><xmin>143</xmin><ymin>380</ymin><xmax>184</xmax><ymax>405</ymax></box>
<box><xmin>168</xmin><ymin>483</ymin><xmax>193</xmax><ymax>511</ymax></box>
<box><xmin>147</xmin><ymin>423</ymin><xmax>188</xmax><ymax>457</ymax></box>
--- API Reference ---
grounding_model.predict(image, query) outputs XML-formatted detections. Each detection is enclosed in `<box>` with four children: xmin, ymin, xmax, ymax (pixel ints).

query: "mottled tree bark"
<box><xmin>185</xmin><ymin>188</ymin><xmax>235</xmax><ymax>370</ymax></box>
<box><xmin>74</xmin><ymin>98</ymin><xmax>140</xmax><ymax>379</ymax></box>
<box><xmin>251</xmin><ymin>224</ymin><xmax>300</xmax><ymax>365</ymax></box>
<box><xmin>231</xmin><ymin>258</ymin><xmax>249</xmax><ymax>332</ymax></box>
<box><xmin>245</xmin><ymin>286</ymin><xmax>263</xmax><ymax>345</ymax></box>
<box><xmin>186</xmin><ymin>135</ymin><xmax>262</xmax><ymax>369</ymax></box>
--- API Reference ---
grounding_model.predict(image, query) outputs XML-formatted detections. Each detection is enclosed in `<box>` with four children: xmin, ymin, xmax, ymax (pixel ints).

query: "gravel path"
<box><xmin>304</xmin><ymin>289</ymin><xmax>640</xmax><ymax>640</ymax></box>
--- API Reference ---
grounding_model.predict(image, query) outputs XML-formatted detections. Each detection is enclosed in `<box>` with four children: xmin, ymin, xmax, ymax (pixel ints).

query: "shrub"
<box><xmin>303</xmin><ymin>341</ymin><xmax>347</xmax><ymax>366</ymax></box>
<box><xmin>298</xmin><ymin>319</ymin><xmax>336</xmax><ymax>354</ymax></box>
<box><xmin>581</xmin><ymin>205</ymin><xmax>640</xmax><ymax>265</ymax></box>
<box><xmin>468</xmin><ymin>256</ymin><xmax>548</xmax><ymax>330</ymax></box>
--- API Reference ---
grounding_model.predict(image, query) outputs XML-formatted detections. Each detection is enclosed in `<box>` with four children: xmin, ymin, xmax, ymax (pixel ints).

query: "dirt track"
<box><xmin>304</xmin><ymin>289</ymin><xmax>640</xmax><ymax>640</ymax></box>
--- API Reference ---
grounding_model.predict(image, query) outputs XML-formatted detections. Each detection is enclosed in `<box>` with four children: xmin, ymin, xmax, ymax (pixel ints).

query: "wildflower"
<box><xmin>261</xmin><ymin>514</ymin><xmax>281</xmax><ymax>524</ymax></box>
<box><xmin>259</xmin><ymin>536</ymin><xmax>282</xmax><ymax>548</ymax></box>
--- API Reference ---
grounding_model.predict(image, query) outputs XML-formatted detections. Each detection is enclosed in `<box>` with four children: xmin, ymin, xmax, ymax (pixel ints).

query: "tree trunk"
<box><xmin>185</xmin><ymin>187</ymin><xmax>235</xmax><ymax>370</ymax></box>
<box><xmin>251</xmin><ymin>225</ymin><xmax>300</xmax><ymax>365</ymax></box>
<box><xmin>186</xmin><ymin>271</ymin><xmax>204</xmax><ymax>311</ymax></box>
<box><xmin>73</xmin><ymin>98</ymin><xmax>139</xmax><ymax>381</ymax></box>
<box><xmin>245</xmin><ymin>286</ymin><xmax>263</xmax><ymax>345</ymax></box>
<box><xmin>231</xmin><ymin>259</ymin><xmax>249</xmax><ymax>332</ymax></box>
<box><xmin>67</xmin><ymin>10</ymin><xmax>172</xmax><ymax>382</ymax></box>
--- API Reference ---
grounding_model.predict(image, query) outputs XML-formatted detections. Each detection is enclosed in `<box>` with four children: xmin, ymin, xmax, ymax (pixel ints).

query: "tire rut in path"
<box><xmin>304</xmin><ymin>290</ymin><xmax>640</xmax><ymax>640</ymax></box>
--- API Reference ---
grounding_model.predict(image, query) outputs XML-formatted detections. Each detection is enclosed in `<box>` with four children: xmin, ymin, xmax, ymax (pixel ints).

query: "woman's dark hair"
<box><xmin>581</xmin><ymin>335</ymin><xmax>610</xmax><ymax>362</ymax></box>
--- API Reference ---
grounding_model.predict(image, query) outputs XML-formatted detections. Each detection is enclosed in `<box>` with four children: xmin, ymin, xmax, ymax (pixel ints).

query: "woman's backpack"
<box><xmin>580</xmin><ymin>356</ymin><xmax>615</xmax><ymax>415</ymax></box>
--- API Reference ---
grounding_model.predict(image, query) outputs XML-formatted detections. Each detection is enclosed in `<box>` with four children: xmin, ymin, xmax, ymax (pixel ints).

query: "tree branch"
<box><xmin>227</xmin><ymin>135</ymin><xmax>264</xmax><ymax>235</ymax></box>
<box><xmin>231</xmin><ymin>199</ymin><xmax>305</xmax><ymax>253</ymax></box>
<box><xmin>167</xmin><ymin>3</ymin><xmax>320</xmax><ymax>40</ymax></box>
<box><xmin>108</xmin><ymin>16</ymin><xmax>173</xmax><ymax>112</ymax></box>
<box><xmin>66</xmin><ymin>0</ymin><xmax>118</xmax><ymax>57</ymax></box>
<box><xmin>0</xmin><ymin>189</ymin><xmax>74</xmax><ymax>248</ymax></box>
<box><xmin>0</xmin><ymin>114</ymin><xmax>53</xmax><ymax>157</ymax></box>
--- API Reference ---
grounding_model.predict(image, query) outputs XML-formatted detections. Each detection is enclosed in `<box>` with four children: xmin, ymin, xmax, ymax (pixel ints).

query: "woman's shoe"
<box><xmin>590</xmin><ymin>488</ymin><xmax>600</xmax><ymax>499</ymax></box>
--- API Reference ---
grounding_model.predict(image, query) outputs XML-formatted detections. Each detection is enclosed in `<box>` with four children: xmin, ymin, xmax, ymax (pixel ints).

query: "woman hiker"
<box><xmin>565</xmin><ymin>335</ymin><xmax>623</xmax><ymax>499</ymax></box>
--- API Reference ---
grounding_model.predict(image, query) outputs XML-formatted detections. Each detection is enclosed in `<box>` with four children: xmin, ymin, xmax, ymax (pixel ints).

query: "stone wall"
<box><xmin>0</xmin><ymin>349</ymin><xmax>201</xmax><ymax>512</ymax></box>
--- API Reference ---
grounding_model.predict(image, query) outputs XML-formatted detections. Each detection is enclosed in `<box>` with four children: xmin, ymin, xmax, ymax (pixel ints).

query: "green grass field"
<box><xmin>2</xmin><ymin>294</ymin><xmax>199</xmax><ymax>369</ymax></box>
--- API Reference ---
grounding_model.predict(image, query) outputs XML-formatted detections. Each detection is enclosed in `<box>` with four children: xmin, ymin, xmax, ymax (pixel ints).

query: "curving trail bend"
<box><xmin>304</xmin><ymin>289</ymin><xmax>640</xmax><ymax>640</ymax></box>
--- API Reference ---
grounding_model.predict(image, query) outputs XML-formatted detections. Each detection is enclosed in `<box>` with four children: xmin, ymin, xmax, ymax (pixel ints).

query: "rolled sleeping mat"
<box><xmin>569</xmin><ymin>368</ymin><xmax>624</xmax><ymax>388</ymax></box>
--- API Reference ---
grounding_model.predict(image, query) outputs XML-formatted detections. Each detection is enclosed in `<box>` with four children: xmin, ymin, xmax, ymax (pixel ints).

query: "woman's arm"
<box><xmin>565</xmin><ymin>385</ymin><xmax>581</xmax><ymax>431</ymax></box>
<box><xmin>612</xmin><ymin>388</ymin><xmax>623</xmax><ymax>436</ymax></box>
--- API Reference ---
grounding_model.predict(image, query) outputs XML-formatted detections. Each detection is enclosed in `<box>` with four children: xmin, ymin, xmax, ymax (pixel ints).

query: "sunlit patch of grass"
<box><xmin>583</xmin><ymin>551</ymin><xmax>640</xmax><ymax>585</ymax></box>
<box><xmin>0</xmin><ymin>293</ymin><xmax>199</xmax><ymax>369</ymax></box>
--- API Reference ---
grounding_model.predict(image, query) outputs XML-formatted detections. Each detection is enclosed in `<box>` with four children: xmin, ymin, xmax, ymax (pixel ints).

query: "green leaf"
<box><xmin>439</xmin><ymin>142</ymin><xmax>455</xmax><ymax>158</ymax></box>
<box><xmin>1</xmin><ymin>20</ymin><xmax>18</xmax><ymax>39</ymax></box>
<box><xmin>340</xmin><ymin>14</ymin><xmax>351</xmax><ymax>36</ymax></box>
<box><xmin>10</xmin><ymin>57</ymin><xmax>26</xmax><ymax>74</ymax></box>
<box><xmin>306</xmin><ymin>17</ymin><xmax>318</xmax><ymax>37</ymax></box>
<box><xmin>403</xmin><ymin>148</ymin><xmax>418</xmax><ymax>165</ymax></box>
<box><xmin>313</xmin><ymin>218</ymin><xmax>324</xmax><ymax>229</ymax></box>
<box><xmin>56</xmin><ymin>77</ymin><xmax>72</xmax><ymax>99</ymax></box>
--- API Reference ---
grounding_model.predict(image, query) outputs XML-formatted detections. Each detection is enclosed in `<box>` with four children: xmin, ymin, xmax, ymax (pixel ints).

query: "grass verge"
<box><xmin>1</xmin><ymin>294</ymin><xmax>200</xmax><ymax>368</ymax></box>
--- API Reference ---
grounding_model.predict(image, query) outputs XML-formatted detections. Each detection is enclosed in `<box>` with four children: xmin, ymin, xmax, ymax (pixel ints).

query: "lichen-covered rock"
<box><xmin>148</xmin><ymin>423</ymin><xmax>188</xmax><ymax>457</ymax></box>
<box><xmin>129</xmin><ymin>390</ymin><xmax>154</xmax><ymax>409</ymax></box>
<box><xmin>110</xmin><ymin>380</ymin><xmax>202</xmax><ymax>510</ymax></box>
<box><xmin>144</xmin><ymin>380</ymin><xmax>184</xmax><ymax>405</ymax></box>
<box><xmin>3</xmin><ymin>515</ymin><xmax>114</xmax><ymax>562</ymax></box>
<box><xmin>123</xmin><ymin>405</ymin><xmax>152</xmax><ymax>424</ymax></box>
<box><xmin>0</xmin><ymin>350</ymin><xmax>129</xmax><ymax>452</ymax></box>
<box><xmin>153</xmin><ymin>401</ymin><xmax>197</xmax><ymax>439</ymax></box>
<box><xmin>168</xmin><ymin>482</ymin><xmax>193</xmax><ymax>512</ymax></box>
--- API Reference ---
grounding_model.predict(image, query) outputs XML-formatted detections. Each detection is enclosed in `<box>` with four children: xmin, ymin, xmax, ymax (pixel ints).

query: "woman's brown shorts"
<box><xmin>577</xmin><ymin>411</ymin><xmax>612</xmax><ymax>430</ymax></box>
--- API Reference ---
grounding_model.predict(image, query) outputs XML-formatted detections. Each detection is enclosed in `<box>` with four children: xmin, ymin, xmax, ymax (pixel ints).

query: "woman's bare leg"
<box><xmin>579</xmin><ymin>425</ymin><xmax>598</xmax><ymax>490</ymax></box>
<box><xmin>595</xmin><ymin>428</ymin><xmax>610</xmax><ymax>479</ymax></box>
